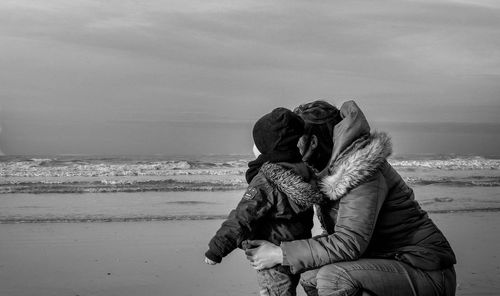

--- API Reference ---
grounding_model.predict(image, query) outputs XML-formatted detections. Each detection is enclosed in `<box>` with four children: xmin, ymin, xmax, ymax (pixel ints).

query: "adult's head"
<box><xmin>295</xmin><ymin>100</ymin><xmax>371</xmax><ymax>174</ymax></box>
<box><xmin>293</xmin><ymin>100</ymin><xmax>342</xmax><ymax>172</ymax></box>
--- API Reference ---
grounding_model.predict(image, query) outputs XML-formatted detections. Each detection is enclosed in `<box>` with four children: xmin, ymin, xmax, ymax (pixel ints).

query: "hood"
<box><xmin>319</xmin><ymin>100</ymin><xmax>371</xmax><ymax>177</ymax></box>
<box><xmin>260</xmin><ymin>162</ymin><xmax>324</xmax><ymax>208</ymax></box>
<box><xmin>320</xmin><ymin>132</ymin><xmax>392</xmax><ymax>200</ymax></box>
<box><xmin>319</xmin><ymin>100</ymin><xmax>392</xmax><ymax>200</ymax></box>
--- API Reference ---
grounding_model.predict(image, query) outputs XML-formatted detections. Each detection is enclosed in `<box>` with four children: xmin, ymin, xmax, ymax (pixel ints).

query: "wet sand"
<box><xmin>1</xmin><ymin>183</ymin><xmax>499</xmax><ymax>223</ymax></box>
<box><xmin>0</xmin><ymin>212</ymin><xmax>499</xmax><ymax>296</ymax></box>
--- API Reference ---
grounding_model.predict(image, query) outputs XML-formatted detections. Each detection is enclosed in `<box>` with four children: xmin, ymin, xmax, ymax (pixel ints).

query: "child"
<box><xmin>204</xmin><ymin>107</ymin><xmax>324</xmax><ymax>296</ymax></box>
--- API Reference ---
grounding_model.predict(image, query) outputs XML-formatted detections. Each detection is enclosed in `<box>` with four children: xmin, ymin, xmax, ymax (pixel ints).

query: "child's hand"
<box><xmin>241</xmin><ymin>240</ymin><xmax>250</xmax><ymax>250</ymax></box>
<box><xmin>204</xmin><ymin>257</ymin><xmax>218</xmax><ymax>265</ymax></box>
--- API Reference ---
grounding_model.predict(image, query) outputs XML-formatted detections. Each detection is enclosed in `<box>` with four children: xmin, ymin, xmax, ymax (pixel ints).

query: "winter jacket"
<box><xmin>281</xmin><ymin>101</ymin><xmax>457</xmax><ymax>274</ymax></box>
<box><xmin>205</xmin><ymin>162</ymin><xmax>324</xmax><ymax>263</ymax></box>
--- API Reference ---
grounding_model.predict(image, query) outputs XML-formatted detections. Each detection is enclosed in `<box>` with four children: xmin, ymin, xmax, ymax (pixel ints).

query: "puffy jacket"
<box><xmin>205</xmin><ymin>162</ymin><xmax>323</xmax><ymax>263</ymax></box>
<box><xmin>281</xmin><ymin>101</ymin><xmax>456</xmax><ymax>274</ymax></box>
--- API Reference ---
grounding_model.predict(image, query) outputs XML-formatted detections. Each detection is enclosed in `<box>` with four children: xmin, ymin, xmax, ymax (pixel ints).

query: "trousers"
<box><xmin>300</xmin><ymin>259</ymin><xmax>456</xmax><ymax>296</ymax></box>
<box><xmin>256</xmin><ymin>265</ymin><xmax>301</xmax><ymax>296</ymax></box>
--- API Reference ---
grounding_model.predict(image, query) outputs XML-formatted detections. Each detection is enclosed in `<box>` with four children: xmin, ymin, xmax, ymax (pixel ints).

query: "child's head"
<box><xmin>252</xmin><ymin>107</ymin><xmax>304</xmax><ymax>156</ymax></box>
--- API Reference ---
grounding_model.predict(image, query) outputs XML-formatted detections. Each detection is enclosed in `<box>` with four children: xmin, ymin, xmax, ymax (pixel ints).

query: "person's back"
<box><xmin>244</xmin><ymin>162</ymin><xmax>315</xmax><ymax>245</ymax></box>
<box><xmin>367</xmin><ymin>160</ymin><xmax>456</xmax><ymax>270</ymax></box>
<box><xmin>312</xmin><ymin>130</ymin><xmax>455</xmax><ymax>270</ymax></box>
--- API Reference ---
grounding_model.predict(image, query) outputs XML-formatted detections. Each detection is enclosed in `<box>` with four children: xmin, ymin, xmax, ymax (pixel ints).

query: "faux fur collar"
<box><xmin>321</xmin><ymin>132</ymin><xmax>392</xmax><ymax>200</ymax></box>
<box><xmin>260</xmin><ymin>163</ymin><xmax>324</xmax><ymax>209</ymax></box>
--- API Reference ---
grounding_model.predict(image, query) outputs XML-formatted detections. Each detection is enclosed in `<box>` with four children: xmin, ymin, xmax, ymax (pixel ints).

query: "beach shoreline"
<box><xmin>1</xmin><ymin>154</ymin><xmax>499</xmax><ymax>295</ymax></box>
<box><xmin>0</xmin><ymin>212</ymin><xmax>499</xmax><ymax>296</ymax></box>
<box><xmin>2</xmin><ymin>182</ymin><xmax>499</xmax><ymax>223</ymax></box>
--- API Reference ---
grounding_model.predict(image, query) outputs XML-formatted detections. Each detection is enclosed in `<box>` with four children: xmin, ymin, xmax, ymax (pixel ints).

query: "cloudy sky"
<box><xmin>0</xmin><ymin>0</ymin><xmax>499</xmax><ymax>156</ymax></box>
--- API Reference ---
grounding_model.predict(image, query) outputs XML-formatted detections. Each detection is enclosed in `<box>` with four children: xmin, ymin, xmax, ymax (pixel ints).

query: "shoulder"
<box><xmin>244</xmin><ymin>173</ymin><xmax>273</xmax><ymax>201</ymax></box>
<box><xmin>336</xmin><ymin>172</ymin><xmax>387</xmax><ymax>221</ymax></box>
<box><xmin>339</xmin><ymin>169</ymin><xmax>385</xmax><ymax>192</ymax></box>
<box><xmin>321</xmin><ymin>133</ymin><xmax>391</xmax><ymax>201</ymax></box>
<box><xmin>348</xmin><ymin>171</ymin><xmax>387</xmax><ymax>196</ymax></box>
<box><xmin>324</xmin><ymin>168</ymin><xmax>388</xmax><ymax>203</ymax></box>
<box><xmin>242</xmin><ymin>186</ymin><xmax>259</xmax><ymax>200</ymax></box>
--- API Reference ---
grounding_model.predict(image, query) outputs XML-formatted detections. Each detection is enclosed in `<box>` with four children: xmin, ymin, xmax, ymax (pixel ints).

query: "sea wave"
<box><xmin>0</xmin><ymin>215</ymin><xmax>229</xmax><ymax>224</ymax></box>
<box><xmin>404</xmin><ymin>176</ymin><xmax>500</xmax><ymax>187</ymax></box>
<box><xmin>0</xmin><ymin>178</ymin><xmax>247</xmax><ymax>194</ymax></box>
<box><xmin>1</xmin><ymin>155</ymin><xmax>499</xmax><ymax>179</ymax></box>
<box><xmin>3</xmin><ymin>208</ymin><xmax>500</xmax><ymax>224</ymax></box>
<box><xmin>391</xmin><ymin>156</ymin><xmax>500</xmax><ymax>170</ymax></box>
<box><xmin>0</xmin><ymin>157</ymin><xmax>248</xmax><ymax>178</ymax></box>
<box><xmin>1</xmin><ymin>155</ymin><xmax>499</xmax><ymax>194</ymax></box>
<box><xmin>1</xmin><ymin>175</ymin><xmax>499</xmax><ymax>194</ymax></box>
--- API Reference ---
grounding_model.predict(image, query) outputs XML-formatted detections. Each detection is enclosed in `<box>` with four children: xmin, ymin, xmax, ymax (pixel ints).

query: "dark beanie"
<box><xmin>253</xmin><ymin>107</ymin><xmax>305</xmax><ymax>154</ymax></box>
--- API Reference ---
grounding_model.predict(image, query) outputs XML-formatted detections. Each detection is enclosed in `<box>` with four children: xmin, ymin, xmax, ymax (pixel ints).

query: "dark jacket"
<box><xmin>281</xmin><ymin>101</ymin><xmax>457</xmax><ymax>274</ymax></box>
<box><xmin>205</xmin><ymin>162</ymin><xmax>323</xmax><ymax>263</ymax></box>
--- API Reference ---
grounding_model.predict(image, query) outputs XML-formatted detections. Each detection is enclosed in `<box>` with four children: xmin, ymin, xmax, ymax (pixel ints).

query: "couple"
<box><xmin>205</xmin><ymin>100</ymin><xmax>457</xmax><ymax>296</ymax></box>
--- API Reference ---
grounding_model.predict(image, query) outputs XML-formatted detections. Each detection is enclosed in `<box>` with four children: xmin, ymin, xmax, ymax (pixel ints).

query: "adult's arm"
<box><xmin>280</xmin><ymin>173</ymin><xmax>387</xmax><ymax>274</ymax></box>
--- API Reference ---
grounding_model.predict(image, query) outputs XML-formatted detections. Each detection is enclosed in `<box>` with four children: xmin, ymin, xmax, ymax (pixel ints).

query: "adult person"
<box><xmin>244</xmin><ymin>100</ymin><xmax>457</xmax><ymax>296</ymax></box>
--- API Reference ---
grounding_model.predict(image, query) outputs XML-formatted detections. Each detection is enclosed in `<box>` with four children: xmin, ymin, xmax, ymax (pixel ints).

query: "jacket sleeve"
<box><xmin>281</xmin><ymin>173</ymin><xmax>387</xmax><ymax>274</ymax></box>
<box><xmin>205</xmin><ymin>186</ymin><xmax>273</xmax><ymax>263</ymax></box>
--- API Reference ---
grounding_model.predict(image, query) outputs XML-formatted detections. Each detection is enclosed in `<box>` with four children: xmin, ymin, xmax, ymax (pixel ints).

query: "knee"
<box><xmin>315</xmin><ymin>264</ymin><xmax>361</xmax><ymax>296</ymax></box>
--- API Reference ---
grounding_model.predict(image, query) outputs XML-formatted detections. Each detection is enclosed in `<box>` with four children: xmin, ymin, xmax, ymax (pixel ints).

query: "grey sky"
<box><xmin>1</xmin><ymin>0</ymin><xmax>499</xmax><ymax>156</ymax></box>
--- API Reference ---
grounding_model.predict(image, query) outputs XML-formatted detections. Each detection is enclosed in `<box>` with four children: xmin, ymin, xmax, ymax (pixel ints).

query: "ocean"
<box><xmin>1</xmin><ymin>154</ymin><xmax>499</xmax><ymax>223</ymax></box>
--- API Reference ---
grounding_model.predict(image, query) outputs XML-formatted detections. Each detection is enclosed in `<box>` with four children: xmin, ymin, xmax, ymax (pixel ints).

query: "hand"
<box><xmin>204</xmin><ymin>257</ymin><xmax>218</xmax><ymax>265</ymax></box>
<box><xmin>244</xmin><ymin>240</ymin><xmax>283</xmax><ymax>270</ymax></box>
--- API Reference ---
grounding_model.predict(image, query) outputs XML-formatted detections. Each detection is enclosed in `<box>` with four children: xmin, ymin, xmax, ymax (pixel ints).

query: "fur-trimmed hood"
<box><xmin>321</xmin><ymin>131</ymin><xmax>392</xmax><ymax>200</ymax></box>
<box><xmin>317</xmin><ymin>100</ymin><xmax>393</xmax><ymax>200</ymax></box>
<box><xmin>260</xmin><ymin>162</ymin><xmax>324</xmax><ymax>208</ymax></box>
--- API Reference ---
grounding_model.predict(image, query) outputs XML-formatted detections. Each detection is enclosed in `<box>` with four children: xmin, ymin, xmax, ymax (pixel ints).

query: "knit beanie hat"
<box><xmin>252</xmin><ymin>107</ymin><xmax>305</xmax><ymax>154</ymax></box>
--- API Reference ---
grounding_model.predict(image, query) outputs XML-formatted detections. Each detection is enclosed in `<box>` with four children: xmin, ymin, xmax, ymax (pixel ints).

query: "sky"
<box><xmin>0</xmin><ymin>0</ymin><xmax>499</xmax><ymax>156</ymax></box>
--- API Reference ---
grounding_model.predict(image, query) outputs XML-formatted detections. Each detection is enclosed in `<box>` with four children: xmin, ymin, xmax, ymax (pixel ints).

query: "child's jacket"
<box><xmin>205</xmin><ymin>162</ymin><xmax>323</xmax><ymax>263</ymax></box>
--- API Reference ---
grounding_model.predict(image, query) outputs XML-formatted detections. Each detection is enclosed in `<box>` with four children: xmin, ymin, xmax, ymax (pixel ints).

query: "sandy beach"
<box><xmin>0</xmin><ymin>211</ymin><xmax>499</xmax><ymax>296</ymax></box>
<box><xmin>1</xmin><ymin>155</ymin><xmax>499</xmax><ymax>295</ymax></box>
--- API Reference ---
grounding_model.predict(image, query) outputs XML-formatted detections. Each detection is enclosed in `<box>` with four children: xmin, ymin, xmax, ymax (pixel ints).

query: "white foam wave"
<box><xmin>1</xmin><ymin>155</ymin><xmax>498</xmax><ymax>179</ymax></box>
<box><xmin>390</xmin><ymin>157</ymin><xmax>500</xmax><ymax>170</ymax></box>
